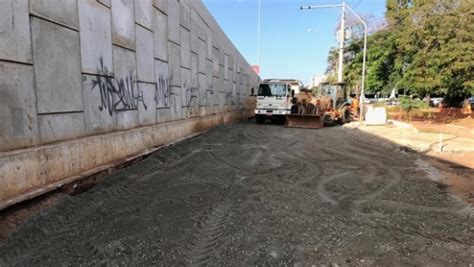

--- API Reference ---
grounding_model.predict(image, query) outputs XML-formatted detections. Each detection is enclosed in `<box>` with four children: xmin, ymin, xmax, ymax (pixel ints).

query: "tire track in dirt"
<box><xmin>305</xmin><ymin>138</ymin><xmax>402</xmax><ymax>207</ymax></box>
<box><xmin>310</xmin><ymin>129</ymin><xmax>472</xmax><ymax>218</ymax></box>
<box><xmin>316</xmin><ymin>170</ymin><xmax>356</xmax><ymax>206</ymax></box>
<box><xmin>186</xmin><ymin>200</ymin><xmax>232</xmax><ymax>266</ymax></box>
<box><xmin>0</xmin><ymin>195</ymin><xmax>99</xmax><ymax>265</ymax></box>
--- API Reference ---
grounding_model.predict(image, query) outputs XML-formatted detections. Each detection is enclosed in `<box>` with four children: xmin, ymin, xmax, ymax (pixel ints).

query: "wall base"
<box><xmin>0</xmin><ymin>111</ymin><xmax>246</xmax><ymax>210</ymax></box>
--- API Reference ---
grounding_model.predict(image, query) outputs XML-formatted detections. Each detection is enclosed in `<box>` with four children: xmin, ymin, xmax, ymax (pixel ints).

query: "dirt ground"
<box><xmin>344</xmin><ymin>118</ymin><xmax>474</xmax><ymax>206</ymax></box>
<box><xmin>1</xmin><ymin>121</ymin><xmax>473</xmax><ymax>266</ymax></box>
<box><xmin>410</xmin><ymin>118</ymin><xmax>474</xmax><ymax>140</ymax></box>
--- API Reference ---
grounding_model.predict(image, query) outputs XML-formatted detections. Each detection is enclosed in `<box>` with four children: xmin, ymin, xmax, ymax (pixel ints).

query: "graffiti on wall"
<box><xmin>155</xmin><ymin>74</ymin><xmax>171</xmax><ymax>108</ymax></box>
<box><xmin>89</xmin><ymin>58</ymin><xmax>256</xmax><ymax>117</ymax></box>
<box><xmin>200</xmin><ymin>90</ymin><xmax>210</xmax><ymax>107</ymax></box>
<box><xmin>224</xmin><ymin>91</ymin><xmax>234</xmax><ymax>106</ymax></box>
<box><xmin>184</xmin><ymin>83</ymin><xmax>199</xmax><ymax>108</ymax></box>
<box><xmin>91</xmin><ymin>57</ymin><xmax>147</xmax><ymax>116</ymax></box>
<box><xmin>182</xmin><ymin>81</ymin><xmax>200</xmax><ymax>117</ymax></box>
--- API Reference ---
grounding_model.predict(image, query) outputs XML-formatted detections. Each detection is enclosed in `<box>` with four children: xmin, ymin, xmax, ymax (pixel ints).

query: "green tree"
<box><xmin>327</xmin><ymin>0</ymin><xmax>474</xmax><ymax>106</ymax></box>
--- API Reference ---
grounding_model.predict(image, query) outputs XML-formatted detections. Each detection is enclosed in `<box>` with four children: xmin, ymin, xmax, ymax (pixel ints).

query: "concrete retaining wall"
<box><xmin>0</xmin><ymin>0</ymin><xmax>259</xmax><ymax>208</ymax></box>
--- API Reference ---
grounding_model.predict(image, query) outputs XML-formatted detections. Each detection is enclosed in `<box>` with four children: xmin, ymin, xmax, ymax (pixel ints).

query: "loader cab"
<box><xmin>319</xmin><ymin>82</ymin><xmax>347</xmax><ymax>110</ymax></box>
<box><xmin>255</xmin><ymin>79</ymin><xmax>293</xmax><ymax>124</ymax></box>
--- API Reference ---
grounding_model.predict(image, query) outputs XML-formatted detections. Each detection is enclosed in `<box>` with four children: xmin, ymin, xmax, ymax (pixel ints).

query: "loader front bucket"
<box><xmin>285</xmin><ymin>114</ymin><xmax>324</xmax><ymax>129</ymax></box>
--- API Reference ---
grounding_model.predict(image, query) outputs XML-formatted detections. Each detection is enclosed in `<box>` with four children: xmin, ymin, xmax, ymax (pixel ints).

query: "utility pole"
<box><xmin>337</xmin><ymin>2</ymin><xmax>346</xmax><ymax>83</ymax></box>
<box><xmin>301</xmin><ymin>2</ymin><xmax>368</xmax><ymax>121</ymax></box>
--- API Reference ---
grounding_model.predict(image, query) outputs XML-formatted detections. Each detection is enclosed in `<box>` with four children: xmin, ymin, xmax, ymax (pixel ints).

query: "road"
<box><xmin>1</xmin><ymin>121</ymin><xmax>473</xmax><ymax>265</ymax></box>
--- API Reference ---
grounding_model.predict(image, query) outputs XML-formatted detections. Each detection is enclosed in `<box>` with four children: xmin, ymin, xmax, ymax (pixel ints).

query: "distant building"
<box><xmin>310</xmin><ymin>74</ymin><xmax>327</xmax><ymax>88</ymax></box>
<box><xmin>251</xmin><ymin>65</ymin><xmax>260</xmax><ymax>75</ymax></box>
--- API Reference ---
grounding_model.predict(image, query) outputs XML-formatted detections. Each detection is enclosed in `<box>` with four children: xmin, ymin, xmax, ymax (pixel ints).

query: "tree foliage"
<box><xmin>330</xmin><ymin>0</ymin><xmax>474</xmax><ymax>106</ymax></box>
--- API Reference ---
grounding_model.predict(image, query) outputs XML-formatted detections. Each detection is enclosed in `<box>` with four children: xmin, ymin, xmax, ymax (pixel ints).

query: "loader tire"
<box><xmin>341</xmin><ymin>106</ymin><xmax>352</xmax><ymax>124</ymax></box>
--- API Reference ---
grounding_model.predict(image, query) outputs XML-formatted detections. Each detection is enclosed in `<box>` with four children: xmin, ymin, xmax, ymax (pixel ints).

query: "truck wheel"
<box><xmin>271</xmin><ymin>115</ymin><xmax>286</xmax><ymax>125</ymax></box>
<box><xmin>341</xmin><ymin>106</ymin><xmax>352</xmax><ymax>124</ymax></box>
<box><xmin>256</xmin><ymin>115</ymin><xmax>265</xmax><ymax>124</ymax></box>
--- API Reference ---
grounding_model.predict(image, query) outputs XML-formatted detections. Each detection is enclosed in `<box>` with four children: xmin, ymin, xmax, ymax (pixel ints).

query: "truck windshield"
<box><xmin>258</xmin><ymin>83</ymin><xmax>287</xmax><ymax>97</ymax></box>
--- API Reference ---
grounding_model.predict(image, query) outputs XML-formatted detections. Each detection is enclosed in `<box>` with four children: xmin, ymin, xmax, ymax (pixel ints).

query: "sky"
<box><xmin>202</xmin><ymin>0</ymin><xmax>387</xmax><ymax>86</ymax></box>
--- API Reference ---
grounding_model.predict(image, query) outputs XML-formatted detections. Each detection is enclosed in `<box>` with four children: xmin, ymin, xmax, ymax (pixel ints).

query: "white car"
<box><xmin>430</xmin><ymin>97</ymin><xmax>443</xmax><ymax>107</ymax></box>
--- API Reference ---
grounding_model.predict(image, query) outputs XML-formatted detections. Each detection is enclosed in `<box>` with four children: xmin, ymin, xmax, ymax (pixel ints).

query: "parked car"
<box><xmin>430</xmin><ymin>97</ymin><xmax>443</xmax><ymax>107</ymax></box>
<box><xmin>387</xmin><ymin>99</ymin><xmax>399</xmax><ymax>106</ymax></box>
<box><xmin>468</xmin><ymin>96</ymin><xmax>474</xmax><ymax>104</ymax></box>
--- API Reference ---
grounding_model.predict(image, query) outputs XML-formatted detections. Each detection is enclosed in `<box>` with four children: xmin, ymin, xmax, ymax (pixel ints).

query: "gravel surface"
<box><xmin>1</xmin><ymin>121</ymin><xmax>473</xmax><ymax>266</ymax></box>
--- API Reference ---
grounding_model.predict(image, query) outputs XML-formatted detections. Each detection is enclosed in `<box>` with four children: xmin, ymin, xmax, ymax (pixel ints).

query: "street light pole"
<box><xmin>300</xmin><ymin>2</ymin><xmax>368</xmax><ymax>121</ymax></box>
<box><xmin>337</xmin><ymin>3</ymin><xmax>346</xmax><ymax>83</ymax></box>
<box><xmin>344</xmin><ymin>4</ymin><xmax>367</xmax><ymax>120</ymax></box>
<box><xmin>257</xmin><ymin>0</ymin><xmax>261</xmax><ymax>71</ymax></box>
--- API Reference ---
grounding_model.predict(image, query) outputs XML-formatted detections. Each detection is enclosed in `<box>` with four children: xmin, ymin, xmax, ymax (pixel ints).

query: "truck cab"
<box><xmin>255</xmin><ymin>79</ymin><xmax>294</xmax><ymax>124</ymax></box>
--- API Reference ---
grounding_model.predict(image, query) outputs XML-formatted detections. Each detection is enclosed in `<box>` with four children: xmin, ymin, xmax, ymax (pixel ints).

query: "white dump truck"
<box><xmin>254</xmin><ymin>79</ymin><xmax>296</xmax><ymax>124</ymax></box>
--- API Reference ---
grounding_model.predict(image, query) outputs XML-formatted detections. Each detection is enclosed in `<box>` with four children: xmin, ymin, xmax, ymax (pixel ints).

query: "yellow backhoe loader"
<box><xmin>285</xmin><ymin>83</ymin><xmax>352</xmax><ymax>129</ymax></box>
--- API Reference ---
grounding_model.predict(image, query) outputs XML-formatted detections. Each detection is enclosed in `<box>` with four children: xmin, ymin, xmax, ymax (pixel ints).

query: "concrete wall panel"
<box><xmin>111</xmin><ymin>0</ymin><xmax>135</xmax><ymax>50</ymax></box>
<box><xmin>0</xmin><ymin>0</ymin><xmax>32</xmax><ymax>63</ymax></box>
<box><xmin>190</xmin><ymin>10</ymin><xmax>199</xmax><ymax>54</ymax></box>
<box><xmin>180</xmin><ymin>27</ymin><xmax>191</xmax><ymax>69</ymax></box>
<box><xmin>81</xmin><ymin>74</ymin><xmax>117</xmax><ymax>135</ymax></box>
<box><xmin>138</xmin><ymin>82</ymin><xmax>156</xmax><ymax>126</ymax></box>
<box><xmin>168</xmin><ymin>41</ymin><xmax>181</xmax><ymax>87</ymax></box>
<box><xmin>31</xmin><ymin>17</ymin><xmax>83</xmax><ymax>113</ymax></box>
<box><xmin>116</xmin><ymin>110</ymin><xmax>139</xmax><ymax>130</ymax></box>
<box><xmin>136</xmin><ymin>25</ymin><xmax>155</xmax><ymax>82</ymax></box>
<box><xmin>181</xmin><ymin>67</ymin><xmax>191</xmax><ymax>108</ymax></box>
<box><xmin>134</xmin><ymin>0</ymin><xmax>153</xmax><ymax>30</ymax></box>
<box><xmin>156</xmin><ymin>108</ymin><xmax>171</xmax><ymax>123</ymax></box>
<box><xmin>38</xmin><ymin>113</ymin><xmax>85</xmax><ymax>144</ymax></box>
<box><xmin>228</xmin><ymin>55</ymin><xmax>234</xmax><ymax>71</ymax></box>
<box><xmin>182</xmin><ymin>67</ymin><xmax>199</xmax><ymax>117</ymax></box>
<box><xmin>155</xmin><ymin>60</ymin><xmax>171</xmax><ymax>108</ymax></box>
<box><xmin>206</xmin><ymin>59</ymin><xmax>213</xmax><ymax>91</ymax></box>
<box><xmin>206</xmin><ymin>32</ymin><xmax>213</xmax><ymax>60</ymax></box>
<box><xmin>191</xmin><ymin>53</ymin><xmax>199</xmax><ymax>88</ymax></box>
<box><xmin>112</xmin><ymin>45</ymin><xmax>139</xmax><ymax>111</ymax></box>
<box><xmin>153</xmin><ymin>8</ymin><xmax>168</xmax><ymax>61</ymax></box>
<box><xmin>224</xmin><ymin>54</ymin><xmax>229</xmax><ymax>80</ymax></box>
<box><xmin>78</xmin><ymin>0</ymin><xmax>113</xmax><ymax>75</ymax></box>
<box><xmin>198</xmin><ymin>73</ymin><xmax>207</xmax><ymax>106</ymax></box>
<box><xmin>0</xmin><ymin>62</ymin><xmax>38</xmax><ymax>151</ymax></box>
<box><xmin>167</xmin><ymin>0</ymin><xmax>180</xmax><ymax>44</ymax></box>
<box><xmin>190</xmin><ymin>54</ymin><xmax>200</xmax><ymax>116</ymax></box>
<box><xmin>219</xmin><ymin>47</ymin><xmax>225</xmax><ymax>67</ymax></box>
<box><xmin>169</xmin><ymin>86</ymin><xmax>182</xmax><ymax>121</ymax></box>
<box><xmin>198</xmin><ymin>39</ymin><xmax>207</xmax><ymax>74</ymax></box>
<box><xmin>29</xmin><ymin>0</ymin><xmax>78</xmax><ymax>29</ymax></box>
<box><xmin>212</xmin><ymin>47</ymin><xmax>219</xmax><ymax>77</ymax></box>
<box><xmin>180</xmin><ymin>1</ymin><xmax>190</xmax><ymax>30</ymax></box>
<box><xmin>197</xmin><ymin>20</ymin><xmax>207</xmax><ymax>41</ymax></box>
